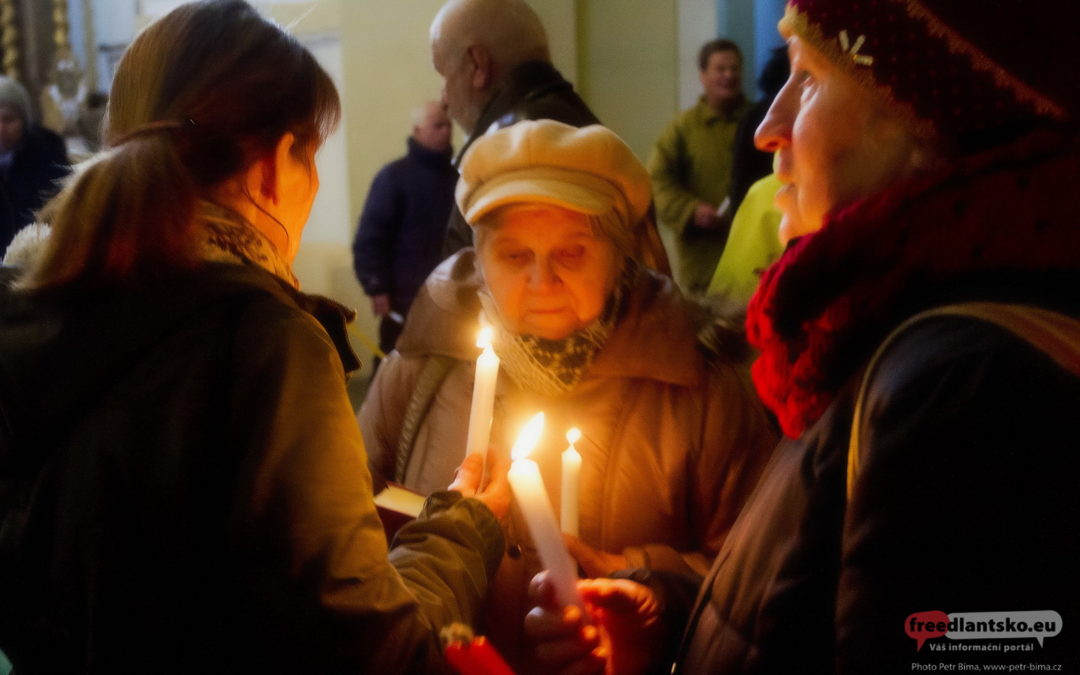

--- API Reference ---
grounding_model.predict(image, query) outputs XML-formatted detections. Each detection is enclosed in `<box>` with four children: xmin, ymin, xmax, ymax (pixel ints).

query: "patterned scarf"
<box><xmin>193</xmin><ymin>201</ymin><xmax>298</xmax><ymax>288</ymax></box>
<box><xmin>746</xmin><ymin>131</ymin><xmax>1080</xmax><ymax>438</ymax></box>
<box><xmin>479</xmin><ymin>263</ymin><xmax>631</xmax><ymax>398</ymax></box>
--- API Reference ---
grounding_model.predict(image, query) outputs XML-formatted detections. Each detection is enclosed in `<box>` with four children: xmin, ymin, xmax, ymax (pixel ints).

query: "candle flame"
<box><xmin>566</xmin><ymin>428</ymin><xmax>581</xmax><ymax>444</ymax></box>
<box><xmin>511</xmin><ymin>412</ymin><xmax>545</xmax><ymax>461</ymax></box>
<box><xmin>476</xmin><ymin>325</ymin><xmax>493</xmax><ymax>350</ymax></box>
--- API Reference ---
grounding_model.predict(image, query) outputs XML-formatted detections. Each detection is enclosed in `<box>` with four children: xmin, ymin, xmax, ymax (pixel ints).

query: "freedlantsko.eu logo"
<box><xmin>906</xmin><ymin>611</ymin><xmax>1062</xmax><ymax>653</ymax></box>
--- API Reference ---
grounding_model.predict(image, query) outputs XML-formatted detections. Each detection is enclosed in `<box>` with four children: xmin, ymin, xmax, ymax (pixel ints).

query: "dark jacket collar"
<box><xmin>406</xmin><ymin>136</ymin><xmax>453</xmax><ymax>169</ymax></box>
<box><xmin>456</xmin><ymin>60</ymin><xmax>586</xmax><ymax>167</ymax></box>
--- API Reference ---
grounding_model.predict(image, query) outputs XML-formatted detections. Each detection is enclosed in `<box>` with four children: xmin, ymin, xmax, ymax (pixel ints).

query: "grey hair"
<box><xmin>0</xmin><ymin>75</ymin><xmax>33</xmax><ymax>124</ymax></box>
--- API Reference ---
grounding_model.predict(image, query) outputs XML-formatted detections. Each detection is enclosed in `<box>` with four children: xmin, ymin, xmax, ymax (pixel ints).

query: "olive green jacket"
<box><xmin>0</xmin><ymin>263</ymin><xmax>503</xmax><ymax>673</ymax></box>
<box><xmin>648</xmin><ymin>97</ymin><xmax>751</xmax><ymax>294</ymax></box>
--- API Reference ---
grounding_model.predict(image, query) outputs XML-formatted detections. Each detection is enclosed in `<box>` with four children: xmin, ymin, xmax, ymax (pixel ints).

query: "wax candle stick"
<box><xmin>465</xmin><ymin>326</ymin><xmax>499</xmax><ymax>464</ymax></box>
<box><xmin>561</xmin><ymin>428</ymin><xmax>581</xmax><ymax>536</ymax></box>
<box><xmin>506</xmin><ymin>413</ymin><xmax>582</xmax><ymax>609</ymax></box>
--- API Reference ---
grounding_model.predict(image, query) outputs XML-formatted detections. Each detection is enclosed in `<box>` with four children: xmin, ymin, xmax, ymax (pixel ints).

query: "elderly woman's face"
<box><xmin>756</xmin><ymin>36</ymin><xmax>921</xmax><ymax>244</ymax></box>
<box><xmin>477</xmin><ymin>204</ymin><xmax>619</xmax><ymax>340</ymax></box>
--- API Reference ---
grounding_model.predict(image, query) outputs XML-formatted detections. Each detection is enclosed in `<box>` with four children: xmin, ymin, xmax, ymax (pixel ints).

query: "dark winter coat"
<box><xmin>673</xmin><ymin>293</ymin><xmax>1080</xmax><ymax>675</ymax></box>
<box><xmin>352</xmin><ymin>137</ymin><xmax>457</xmax><ymax>314</ymax></box>
<box><xmin>0</xmin><ymin>262</ymin><xmax>503</xmax><ymax>673</ymax></box>
<box><xmin>0</xmin><ymin>125</ymin><xmax>69</xmax><ymax>252</ymax></box>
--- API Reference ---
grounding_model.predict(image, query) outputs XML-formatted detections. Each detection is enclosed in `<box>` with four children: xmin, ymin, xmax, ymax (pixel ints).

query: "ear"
<box><xmin>258</xmin><ymin>132</ymin><xmax>297</xmax><ymax>206</ymax></box>
<box><xmin>467</xmin><ymin>45</ymin><xmax>492</xmax><ymax>89</ymax></box>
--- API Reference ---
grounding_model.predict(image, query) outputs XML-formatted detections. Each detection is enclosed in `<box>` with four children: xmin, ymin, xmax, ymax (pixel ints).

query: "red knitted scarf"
<box><xmin>746</xmin><ymin>132</ymin><xmax>1080</xmax><ymax>438</ymax></box>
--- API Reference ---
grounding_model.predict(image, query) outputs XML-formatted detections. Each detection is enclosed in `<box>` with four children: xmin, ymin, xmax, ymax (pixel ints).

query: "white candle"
<box><xmin>561</xmin><ymin>428</ymin><xmax>581</xmax><ymax>536</ymax></box>
<box><xmin>507</xmin><ymin>413</ymin><xmax>582</xmax><ymax>609</ymax></box>
<box><xmin>465</xmin><ymin>326</ymin><xmax>499</xmax><ymax>463</ymax></box>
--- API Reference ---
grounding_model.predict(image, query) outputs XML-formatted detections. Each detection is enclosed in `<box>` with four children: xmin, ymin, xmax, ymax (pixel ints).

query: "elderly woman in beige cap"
<box><xmin>361</xmin><ymin>119</ymin><xmax>775</xmax><ymax>661</ymax></box>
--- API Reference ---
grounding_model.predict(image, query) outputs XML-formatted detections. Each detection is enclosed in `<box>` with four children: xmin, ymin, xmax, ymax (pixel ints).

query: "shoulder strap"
<box><xmin>395</xmin><ymin>355</ymin><xmax>457</xmax><ymax>483</ymax></box>
<box><xmin>847</xmin><ymin>302</ymin><xmax>1080</xmax><ymax>498</ymax></box>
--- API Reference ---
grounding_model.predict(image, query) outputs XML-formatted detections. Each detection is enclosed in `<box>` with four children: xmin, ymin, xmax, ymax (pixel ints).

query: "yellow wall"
<box><xmin>576</xmin><ymin>0</ymin><xmax>678</xmax><ymax>162</ymax></box>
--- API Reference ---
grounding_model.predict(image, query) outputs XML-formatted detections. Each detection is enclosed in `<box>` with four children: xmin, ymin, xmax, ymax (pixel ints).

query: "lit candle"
<box><xmin>561</xmin><ymin>428</ymin><xmax>581</xmax><ymax>536</ymax></box>
<box><xmin>506</xmin><ymin>413</ymin><xmax>582</xmax><ymax>609</ymax></box>
<box><xmin>465</xmin><ymin>326</ymin><xmax>500</xmax><ymax>464</ymax></box>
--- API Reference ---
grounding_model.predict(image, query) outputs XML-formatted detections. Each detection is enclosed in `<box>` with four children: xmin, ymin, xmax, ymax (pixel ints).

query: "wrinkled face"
<box><xmin>477</xmin><ymin>204</ymin><xmax>620</xmax><ymax>340</ymax></box>
<box><xmin>431</xmin><ymin>39</ymin><xmax>482</xmax><ymax>134</ymax></box>
<box><xmin>755</xmin><ymin>36</ymin><xmax>921</xmax><ymax>244</ymax></box>
<box><xmin>700</xmin><ymin>49</ymin><xmax>743</xmax><ymax>108</ymax></box>
<box><xmin>413</xmin><ymin>103</ymin><xmax>453</xmax><ymax>153</ymax></box>
<box><xmin>0</xmin><ymin>105</ymin><xmax>25</xmax><ymax>152</ymax></box>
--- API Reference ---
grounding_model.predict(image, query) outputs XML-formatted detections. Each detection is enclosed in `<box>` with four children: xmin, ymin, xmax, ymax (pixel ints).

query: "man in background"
<box><xmin>0</xmin><ymin>76</ymin><xmax>69</xmax><ymax>253</ymax></box>
<box><xmin>430</xmin><ymin>0</ymin><xmax>599</xmax><ymax>257</ymax></box>
<box><xmin>352</xmin><ymin>101</ymin><xmax>456</xmax><ymax>365</ymax></box>
<box><xmin>648</xmin><ymin>39</ymin><xmax>750</xmax><ymax>295</ymax></box>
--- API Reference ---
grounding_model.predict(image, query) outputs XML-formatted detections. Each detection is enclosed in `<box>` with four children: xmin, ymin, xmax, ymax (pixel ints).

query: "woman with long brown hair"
<box><xmin>0</xmin><ymin>2</ymin><xmax>507</xmax><ymax>672</ymax></box>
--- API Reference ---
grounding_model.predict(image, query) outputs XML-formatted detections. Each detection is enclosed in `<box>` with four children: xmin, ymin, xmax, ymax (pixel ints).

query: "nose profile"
<box><xmin>754</xmin><ymin>77</ymin><xmax>796</xmax><ymax>153</ymax></box>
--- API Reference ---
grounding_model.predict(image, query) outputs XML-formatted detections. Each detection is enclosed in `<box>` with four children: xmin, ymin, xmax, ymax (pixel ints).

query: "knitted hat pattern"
<box><xmin>782</xmin><ymin>0</ymin><xmax>1077</xmax><ymax>149</ymax></box>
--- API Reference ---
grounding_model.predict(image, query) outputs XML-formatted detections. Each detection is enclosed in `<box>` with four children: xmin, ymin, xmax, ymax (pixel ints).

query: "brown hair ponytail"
<box><xmin>25</xmin><ymin>0</ymin><xmax>340</xmax><ymax>290</ymax></box>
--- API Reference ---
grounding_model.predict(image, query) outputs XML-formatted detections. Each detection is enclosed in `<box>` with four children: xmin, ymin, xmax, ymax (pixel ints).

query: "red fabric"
<box><xmin>746</xmin><ymin>132</ymin><xmax>1080</xmax><ymax>438</ymax></box>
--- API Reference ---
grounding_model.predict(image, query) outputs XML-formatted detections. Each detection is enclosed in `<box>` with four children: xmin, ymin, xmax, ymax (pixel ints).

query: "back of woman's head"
<box><xmin>26</xmin><ymin>0</ymin><xmax>340</xmax><ymax>290</ymax></box>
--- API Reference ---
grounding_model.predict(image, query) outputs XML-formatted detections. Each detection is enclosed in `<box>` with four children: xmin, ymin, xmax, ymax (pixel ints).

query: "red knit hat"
<box><xmin>781</xmin><ymin>0</ymin><xmax>1079</xmax><ymax>150</ymax></box>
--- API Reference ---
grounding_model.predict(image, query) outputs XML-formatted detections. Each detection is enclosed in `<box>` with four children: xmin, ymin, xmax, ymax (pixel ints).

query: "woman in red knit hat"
<box><xmin>526</xmin><ymin>1</ymin><xmax>1080</xmax><ymax>673</ymax></box>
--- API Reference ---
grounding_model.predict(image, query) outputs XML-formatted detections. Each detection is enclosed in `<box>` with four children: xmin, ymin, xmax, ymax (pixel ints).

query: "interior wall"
<box><xmin>575</xmin><ymin>0</ymin><xmax>678</xmax><ymax>162</ymax></box>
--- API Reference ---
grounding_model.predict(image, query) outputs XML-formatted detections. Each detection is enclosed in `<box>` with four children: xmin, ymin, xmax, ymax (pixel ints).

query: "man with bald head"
<box><xmin>430</xmin><ymin>0</ymin><xmax>600</xmax><ymax>255</ymax></box>
<box><xmin>352</xmin><ymin>101</ymin><xmax>457</xmax><ymax>366</ymax></box>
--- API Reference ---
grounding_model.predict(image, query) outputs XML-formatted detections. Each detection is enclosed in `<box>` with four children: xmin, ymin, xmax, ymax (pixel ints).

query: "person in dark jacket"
<box><xmin>429</xmin><ymin>0</ymin><xmax>668</xmax><ymax>274</ymax></box>
<box><xmin>0</xmin><ymin>76</ymin><xmax>69</xmax><ymax>252</ymax></box>
<box><xmin>524</xmin><ymin>1</ymin><xmax>1080</xmax><ymax>673</ymax></box>
<box><xmin>0</xmin><ymin>2</ymin><xmax>510</xmax><ymax>673</ymax></box>
<box><xmin>352</xmin><ymin>100</ymin><xmax>457</xmax><ymax>361</ymax></box>
<box><xmin>725</xmin><ymin>45</ymin><xmax>788</xmax><ymax>216</ymax></box>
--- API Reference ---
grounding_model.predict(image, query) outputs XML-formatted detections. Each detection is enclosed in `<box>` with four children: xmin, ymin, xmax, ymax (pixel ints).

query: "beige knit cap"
<box><xmin>455</xmin><ymin>120</ymin><xmax>651</xmax><ymax>229</ymax></box>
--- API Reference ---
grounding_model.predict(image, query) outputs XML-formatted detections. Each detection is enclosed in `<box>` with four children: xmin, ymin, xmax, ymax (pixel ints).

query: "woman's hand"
<box><xmin>448</xmin><ymin>452</ymin><xmax>511</xmax><ymax>522</ymax></box>
<box><xmin>565</xmin><ymin>534</ymin><xmax>629</xmax><ymax>578</ymax></box>
<box><xmin>525</xmin><ymin>571</ymin><xmax>665</xmax><ymax>675</ymax></box>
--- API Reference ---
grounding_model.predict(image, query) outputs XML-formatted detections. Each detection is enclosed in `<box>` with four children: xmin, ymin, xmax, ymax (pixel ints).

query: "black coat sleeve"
<box><xmin>836</xmin><ymin>317</ymin><xmax>1080</xmax><ymax>673</ymax></box>
<box><xmin>353</xmin><ymin>166</ymin><xmax>402</xmax><ymax>297</ymax></box>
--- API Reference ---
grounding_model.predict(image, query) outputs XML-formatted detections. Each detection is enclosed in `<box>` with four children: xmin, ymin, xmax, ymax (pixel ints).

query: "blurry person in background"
<box><xmin>648</xmin><ymin>38</ymin><xmax>749</xmax><ymax>296</ymax></box>
<box><xmin>431</xmin><ymin>0</ymin><xmax>669</xmax><ymax>273</ymax></box>
<box><xmin>352</xmin><ymin>100</ymin><xmax>457</xmax><ymax>368</ymax></box>
<box><xmin>526</xmin><ymin>1</ymin><xmax>1080</xmax><ymax>673</ymax></box>
<box><xmin>0</xmin><ymin>76</ymin><xmax>69</xmax><ymax>252</ymax></box>
<box><xmin>0</xmin><ymin>2</ymin><xmax>509</xmax><ymax>672</ymax></box>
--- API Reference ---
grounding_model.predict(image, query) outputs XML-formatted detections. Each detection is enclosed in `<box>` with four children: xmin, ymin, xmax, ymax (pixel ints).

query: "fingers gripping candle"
<box><xmin>465</xmin><ymin>325</ymin><xmax>499</xmax><ymax>463</ymax></box>
<box><xmin>507</xmin><ymin>413</ymin><xmax>582</xmax><ymax>609</ymax></box>
<box><xmin>561</xmin><ymin>428</ymin><xmax>581</xmax><ymax>536</ymax></box>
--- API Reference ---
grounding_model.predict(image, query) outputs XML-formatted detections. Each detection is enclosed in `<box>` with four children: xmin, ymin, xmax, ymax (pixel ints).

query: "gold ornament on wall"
<box><xmin>0</xmin><ymin>0</ymin><xmax>20</xmax><ymax>80</ymax></box>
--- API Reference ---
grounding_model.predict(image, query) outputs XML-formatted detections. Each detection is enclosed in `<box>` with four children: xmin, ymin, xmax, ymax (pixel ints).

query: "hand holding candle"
<box><xmin>506</xmin><ymin>413</ymin><xmax>583</xmax><ymax>609</ymax></box>
<box><xmin>561</xmin><ymin>428</ymin><xmax>581</xmax><ymax>536</ymax></box>
<box><xmin>465</xmin><ymin>326</ymin><xmax>499</xmax><ymax>465</ymax></box>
